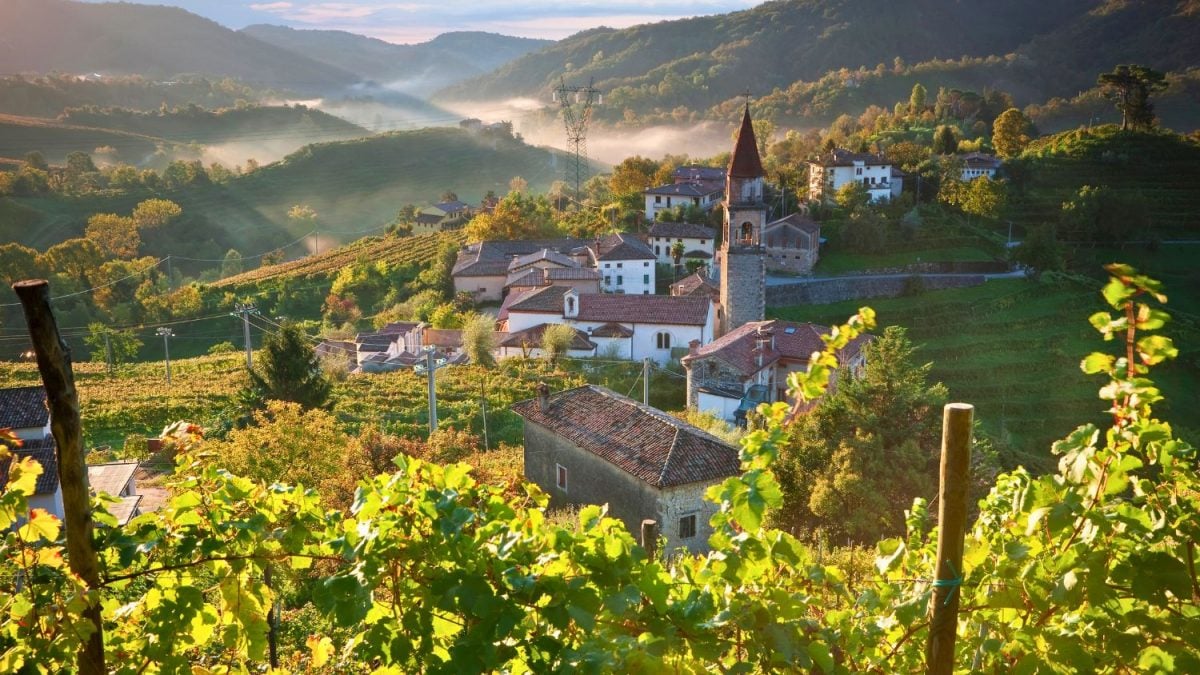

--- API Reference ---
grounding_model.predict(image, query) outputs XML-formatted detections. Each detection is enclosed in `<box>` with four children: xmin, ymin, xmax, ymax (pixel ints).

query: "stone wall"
<box><xmin>720</xmin><ymin>248</ymin><xmax>766</xmax><ymax>333</ymax></box>
<box><xmin>766</xmin><ymin>274</ymin><xmax>987</xmax><ymax>307</ymax></box>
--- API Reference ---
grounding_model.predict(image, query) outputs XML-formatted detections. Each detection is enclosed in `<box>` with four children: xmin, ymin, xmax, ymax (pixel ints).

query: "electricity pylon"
<box><xmin>553</xmin><ymin>76</ymin><xmax>601</xmax><ymax>197</ymax></box>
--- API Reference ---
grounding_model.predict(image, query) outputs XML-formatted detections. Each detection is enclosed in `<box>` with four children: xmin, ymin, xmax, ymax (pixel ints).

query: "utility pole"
<box><xmin>156</xmin><ymin>327</ymin><xmax>174</xmax><ymax>384</ymax></box>
<box><xmin>553</xmin><ymin>76</ymin><xmax>601</xmax><ymax>196</ymax></box>
<box><xmin>103</xmin><ymin>331</ymin><xmax>113</xmax><ymax>377</ymax></box>
<box><xmin>425</xmin><ymin>348</ymin><xmax>438</xmax><ymax>434</ymax></box>
<box><xmin>165</xmin><ymin>255</ymin><xmax>173</xmax><ymax>291</ymax></box>
<box><xmin>230</xmin><ymin>304</ymin><xmax>259</xmax><ymax>368</ymax></box>
<box><xmin>643</xmin><ymin>357</ymin><xmax>650</xmax><ymax>406</ymax></box>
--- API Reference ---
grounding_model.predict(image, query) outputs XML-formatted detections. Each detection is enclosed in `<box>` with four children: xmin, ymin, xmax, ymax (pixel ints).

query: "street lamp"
<box><xmin>156</xmin><ymin>327</ymin><xmax>174</xmax><ymax>384</ymax></box>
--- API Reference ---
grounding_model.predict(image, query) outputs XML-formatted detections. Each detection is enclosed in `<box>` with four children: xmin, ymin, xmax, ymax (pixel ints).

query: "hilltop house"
<box><xmin>414</xmin><ymin>200</ymin><xmax>471</xmax><ymax>233</ymax></box>
<box><xmin>808</xmin><ymin>148</ymin><xmax>903</xmax><ymax>204</ymax></box>
<box><xmin>0</xmin><ymin>386</ymin><xmax>63</xmax><ymax>520</ymax></box>
<box><xmin>643</xmin><ymin>166</ymin><xmax>726</xmax><ymax>221</ymax></box>
<box><xmin>959</xmin><ymin>152</ymin><xmax>1002</xmax><ymax>180</ymax></box>
<box><xmin>512</xmin><ymin>384</ymin><xmax>739</xmax><ymax>553</ymax></box>
<box><xmin>648</xmin><ymin>222</ymin><xmax>716</xmax><ymax>267</ymax></box>
<box><xmin>502</xmin><ymin>286</ymin><xmax>713</xmax><ymax>364</ymax></box>
<box><xmin>682</xmin><ymin>320</ymin><xmax>869</xmax><ymax>423</ymax></box>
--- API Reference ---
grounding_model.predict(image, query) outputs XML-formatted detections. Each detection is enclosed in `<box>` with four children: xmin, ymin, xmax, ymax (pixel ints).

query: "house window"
<box><xmin>604</xmin><ymin>263</ymin><xmax>610</xmax><ymax>268</ymax></box>
<box><xmin>605</xmin><ymin>276</ymin><xmax>611</xmax><ymax>285</ymax></box>
<box><xmin>655</xmin><ymin>245</ymin><xmax>660</xmax><ymax>255</ymax></box>
<box><xmin>556</xmin><ymin>464</ymin><xmax>568</xmax><ymax>492</ymax></box>
<box><xmin>679</xmin><ymin>514</ymin><xmax>696</xmax><ymax>539</ymax></box>
<box><xmin>643</xmin><ymin>274</ymin><xmax>649</xmax><ymax>284</ymax></box>
<box><xmin>656</xmin><ymin>332</ymin><xmax>671</xmax><ymax>349</ymax></box>
<box><xmin>655</xmin><ymin>195</ymin><xmax>661</xmax><ymax>204</ymax></box>
<box><xmin>643</xmin><ymin>262</ymin><xmax>649</xmax><ymax>267</ymax></box>
<box><xmin>566</xmin><ymin>297</ymin><xmax>575</xmax><ymax>313</ymax></box>
<box><xmin>617</xmin><ymin>275</ymin><xmax>623</xmax><ymax>285</ymax></box>
<box><xmin>617</xmin><ymin>263</ymin><xmax>623</xmax><ymax>268</ymax></box>
<box><xmin>700</xmin><ymin>240</ymin><xmax>706</xmax><ymax>245</ymax></box>
<box><xmin>856</xmin><ymin>168</ymin><xmax>863</xmax><ymax>176</ymax></box>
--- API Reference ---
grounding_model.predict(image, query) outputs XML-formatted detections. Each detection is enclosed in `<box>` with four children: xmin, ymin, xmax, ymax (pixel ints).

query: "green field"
<box><xmin>770</xmin><ymin>275</ymin><xmax>1200</xmax><ymax>463</ymax></box>
<box><xmin>813</xmin><ymin>246</ymin><xmax>994</xmax><ymax>276</ymax></box>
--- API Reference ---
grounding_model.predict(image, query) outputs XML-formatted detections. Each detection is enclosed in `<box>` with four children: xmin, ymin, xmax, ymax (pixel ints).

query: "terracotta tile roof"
<box><xmin>0</xmin><ymin>436</ymin><xmax>59</xmax><ymax>495</ymax></box>
<box><xmin>506</xmin><ymin>269</ymin><xmax>545</xmax><ymax>288</ymax></box>
<box><xmin>498</xmin><ymin>287</ymin><xmax>537</xmax><ymax>321</ymax></box>
<box><xmin>673</xmin><ymin>165</ymin><xmax>725</xmax><ymax>183</ymax></box>
<box><xmin>88</xmin><ymin>461</ymin><xmax>138</xmax><ymax>496</ymax></box>
<box><xmin>765</xmin><ymin>213</ymin><xmax>821</xmax><ymax>235</ymax></box>
<box><xmin>545</xmin><ymin>268</ymin><xmax>600</xmax><ymax>281</ymax></box>
<box><xmin>729</xmin><ymin>105</ymin><xmax>764</xmax><ymax>178</ymax></box>
<box><xmin>961</xmin><ymin>152</ymin><xmax>1002</xmax><ymax>170</ymax></box>
<box><xmin>0</xmin><ymin>386</ymin><xmax>48</xmax><ymax>430</ymax></box>
<box><xmin>577</xmin><ymin>294</ymin><xmax>711</xmax><ymax>326</ymax></box>
<box><xmin>649</xmin><ymin>222</ymin><xmax>716</xmax><ymax>239</ymax></box>
<box><xmin>315</xmin><ymin>340</ymin><xmax>357</xmax><ymax>358</ymax></box>
<box><xmin>506</xmin><ymin>285</ymin><xmax>568</xmax><ymax>314</ymax></box>
<box><xmin>511</xmin><ymin>385</ymin><xmax>739</xmax><ymax>488</ymax></box>
<box><xmin>589</xmin><ymin>322</ymin><xmax>634</xmax><ymax>338</ymax></box>
<box><xmin>670</xmin><ymin>272</ymin><xmax>718</xmax><ymax>299</ymax></box>
<box><xmin>499</xmin><ymin>323</ymin><xmax>596</xmax><ymax>351</ymax></box>
<box><xmin>811</xmin><ymin>148</ymin><xmax>890</xmax><ymax>167</ymax></box>
<box><xmin>452</xmin><ymin>239</ymin><xmax>587</xmax><ymax>277</ymax></box>
<box><xmin>594</xmin><ymin>233</ymin><xmax>655</xmax><ymax>261</ymax></box>
<box><xmin>683</xmin><ymin>320</ymin><xmax>868</xmax><ymax>378</ymax></box>
<box><xmin>508</xmin><ymin>248</ymin><xmax>577</xmax><ymax>271</ymax></box>
<box><xmin>645</xmin><ymin>183</ymin><xmax>722</xmax><ymax>197</ymax></box>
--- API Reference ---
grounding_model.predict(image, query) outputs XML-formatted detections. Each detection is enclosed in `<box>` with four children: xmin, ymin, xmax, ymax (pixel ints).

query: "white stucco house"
<box><xmin>502</xmin><ymin>286</ymin><xmax>714</xmax><ymax>365</ymax></box>
<box><xmin>808</xmin><ymin>148</ymin><xmax>902</xmax><ymax>204</ymax></box>
<box><xmin>648</xmin><ymin>222</ymin><xmax>716</xmax><ymax>267</ymax></box>
<box><xmin>591</xmin><ymin>233</ymin><xmax>657</xmax><ymax>295</ymax></box>
<box><xmin>0</xmin><ymin>386</ymin><xmax>64</xmax><ymax>521</ymax></box>
<box><xmin>959</xmin><ymin>152</ymin><xmax>1002</xmax><ymax>180</ymax></box>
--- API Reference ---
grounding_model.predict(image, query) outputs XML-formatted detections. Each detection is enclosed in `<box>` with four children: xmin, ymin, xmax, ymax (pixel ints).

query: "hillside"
<box><xmin>57</xmin><ymin>104</ymin><xmax>367</xmax><ymax>146</ymax></box>
<box><xmin>436</xmin><ymin>0</ymin><xmax>1200</xmax><ymax>123</ymax></box>
<box><xmin>1012</xmin><ymin>126</ymin><xmax>1200</xmax><ymax>237</ymax></box>
<box><xmin>0</xmin><ymin>127</ymin><xmax>571</xmax><ymax>260</ymax></box>
<box><xmin>241</xmin><ymin>26</ymin><xmax>551</xmax><ymax>97</ymax></box>
<box><xmin>0</xmin><ymin>75</ymin><xmax>270</xmax><ymax>119</ymax></box>
<box><xmin>0</xmin><ymin>0</ymin><xmax>356</xmax><ymax>92</ymax></box>
<box><xmin>0</xmin><ymin>113</ymin><xmax>170</xmax><ymax>164</ymax></box>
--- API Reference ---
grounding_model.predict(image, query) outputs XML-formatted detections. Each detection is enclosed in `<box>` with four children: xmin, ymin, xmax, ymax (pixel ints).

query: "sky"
<box><xmin>90</xmin><ymin>0</ymin><xmax>759</xmax><ymax>44</ymax></box>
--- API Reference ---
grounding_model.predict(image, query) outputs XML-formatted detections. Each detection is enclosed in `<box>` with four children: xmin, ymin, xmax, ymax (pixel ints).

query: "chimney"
<box><xmin>688</xmin><ymin>339</ymin><xmax>700</xmax><ymax>356</ymax></box>
<box><xmin>536</xmin><ymin>382</ymin><xmax>550</xmax><ymax>412</ymax></box>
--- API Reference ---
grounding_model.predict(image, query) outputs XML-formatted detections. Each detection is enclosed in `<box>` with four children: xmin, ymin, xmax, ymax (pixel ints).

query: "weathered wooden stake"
<box><xmin>641</xmin><ymin>519</ymin><xmax>658</xmax><ymax>559</ymax></box>
<box><xmin>13</xmin><ymin>280</ymin><xmax>106</xmax><ymax>675</ymax></box>
<box><xmin>926</xmin><ymin>402</ymin><xmax>974</xmax><ymax>675</ymax></box>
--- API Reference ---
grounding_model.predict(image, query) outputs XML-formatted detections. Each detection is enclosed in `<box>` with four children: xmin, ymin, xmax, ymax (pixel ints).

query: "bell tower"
<box><xmin>719</xmin><ymin>104</ymin><xmax>767</xmax><ymax>335</ymax></box>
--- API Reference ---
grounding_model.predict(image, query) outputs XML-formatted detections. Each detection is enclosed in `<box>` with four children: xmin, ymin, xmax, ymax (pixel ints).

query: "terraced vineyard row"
<box><xmin>213</xmin><ymin>230</ymin><xmax>465</xmax><ymax>288</ymax></box>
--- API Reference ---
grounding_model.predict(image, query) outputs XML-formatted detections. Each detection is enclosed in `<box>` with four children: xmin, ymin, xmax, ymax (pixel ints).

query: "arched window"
<box><xmin>566</xmin><ymin>296</ymin><xmax>576</xmax><ymax>314</ymax></box>
<box><xmin>740</xmin><ymin>222</ymin><xmax>753</xmax><ymax>244</ymax></box>
<box><xmin>656</xmin><ymin>332</ymin><xmax>672</xmax><ymax>350</ymax></box>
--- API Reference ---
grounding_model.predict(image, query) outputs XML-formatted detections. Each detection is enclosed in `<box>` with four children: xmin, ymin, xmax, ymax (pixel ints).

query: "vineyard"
<box><xmin>213</xmin><ymin>230</ymin><xmax>465</xmax><ymax>288</ymax></box>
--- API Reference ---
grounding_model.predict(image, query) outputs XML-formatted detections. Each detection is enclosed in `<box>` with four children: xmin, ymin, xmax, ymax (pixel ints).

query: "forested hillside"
<box><xmin>57</xmin><ymin>104</ymin><xmax>366</xmax><ymax>145</ymax></box>
<box><xmin>0</xmin><ymin>75</ymin><xmax>270</xmax><ymax>119</ymax></box>
<box><xmin>437</xmin><ymin>0</ymin><xmax>1200</xmax><ymax>125</ymax></box>
<box><xmin>242</xmin><ymin>26</ymin><xmax>551</xmax><ymax>96</ymax></box>
<box><xmin>0</xmin><ymin>0</ymin><xmax>355</xmax><ymax>91</ymax></box>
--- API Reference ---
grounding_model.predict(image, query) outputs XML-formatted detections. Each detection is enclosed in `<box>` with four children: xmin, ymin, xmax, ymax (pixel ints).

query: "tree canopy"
<box><xmin>245</xmin><ymin>321</ymin><xmax>331</xmax><ymax>410</ymax></box>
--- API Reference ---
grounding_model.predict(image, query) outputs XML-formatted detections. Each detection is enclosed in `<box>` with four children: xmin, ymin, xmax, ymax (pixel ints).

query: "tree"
<box><xmin>288</xmin><ymin>204</ymin><xmax>318</xmax><ymax>229</ymax></box>
<box><xmin>958</xmin><ymin>176</ymin><xmax>1007</xmax><ymax>222</ymax></box>
<box><xmin>22</xmin><ymin>151</ymin><xmax>48</xmax><ymax>171</ymax></box>
<box><xmin>64</xmin><ymin>151</ymin><xmax>96</xmax><ymax>176</ymax></box>
<box><xmin>40</xmin><ymin>238</ymin><xmax>102</xmax><ymax>287</ymax></box>
<box><xmin>83</xmin><ymin>324</ymin><xmax>142</xmax><ymax>365</ymax></box>
<box><xmin>931</xmin><ymin>125</ymin><xmax>958</xmax><ymax>154</ymax></box>
<box><xmin>245</xmin><ymin>321</ymin><xmax>331</xmax><ymax>410</ymax></box>
<box><xmin>221</xmin><ymin>249</ymin><xmax>243</xmax><ymax>278</ymax></box>
<box><xmin>1098</xmin><ymin>64</ymin><xmax>1168</xmax><ymax>131</ymax></box>
<box><xmin>908</xmin><ymin>83</ymin><xmax>926</xmax><ymax>117</ymax></box>
<box><xmin>834</xmin><ymin>181</ymin><xmax>870</xmax><ymax>212</ymax></box>
<box><xmin>440</xmin><ymin>191</ymin><xmax>459</xmax><ymax>202</ymax></box>
<box><xmin>85</xmin><ymin>213</ymin><xmax>140</xmax><ymax>258</ymax></box>
<box><xmin>1012</xmin><ymin>223</ymin><xmax>1064</xmax><ymax>275</ymax></box>
<box><xmin>428</xmin><ymin>303</ymin><xmax>465</xmax><ymax>329</ymax></box>
<box><xmin>608</xmin><ymin>156</ymin><xmax>659</xmax><ymax>203</ymax></box>
<box><xmin>0</xmin><ymin>243</ymin><xmax>46</xmax><ymax>286</ymax></box>
<box><xmin>1059</xmin><ymin>185</ymin><xmax>1149</xmax><ymax>245</ymax></box>
<box><xmin>670</xmin><ymin>240</ymin><xmax>686</xmax><ymax>267</ymax></box>
<box><xmin>462</xmin><ymin>313</ymin><xmax>497</xmax><ymax>367</ymax></box>
<box><xmin>991</xmin><ymin>108</ymin><xmax>1035</xmax><ymax>158</ymax></box>
<box><xmin>540</xmin><ymin>323</ymin><xmax>576</xmax><ymax>366</ymax></box>
<box><xmin>840</xmin><ymin>208</ymin><xmax>888</xmax><ymax>254</ymax></box>
<box><xmin>464</xmin><ymin>192</ymin><xmax>556</xmax><ymax>242</ymax></box>
<box><xmin>130</xmin><ymin>198</ymin><xmax>182</xmax><ymax>229</ymax></box>
<box><xmin>775</xmin><ymin>326</ymin><xmax>948</xmax><ymax>542</ymax></box>
<box><xmin>509</xmin><ymin>176</ymin><xmax>528</xmax><ymax>194</ymax></box>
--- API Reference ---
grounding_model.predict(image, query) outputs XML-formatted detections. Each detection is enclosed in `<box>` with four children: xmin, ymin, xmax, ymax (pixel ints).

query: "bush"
<box><xmin>208</xmin><ymin>341</ymin><xmax>236</xmax><ymax>355</ymax></box>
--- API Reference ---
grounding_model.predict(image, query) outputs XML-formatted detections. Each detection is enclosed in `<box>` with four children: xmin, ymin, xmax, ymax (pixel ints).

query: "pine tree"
<box><xmin>245</xmin><ymin>322</ymin><xmax>330</xmax><ymax>410</ymax></box>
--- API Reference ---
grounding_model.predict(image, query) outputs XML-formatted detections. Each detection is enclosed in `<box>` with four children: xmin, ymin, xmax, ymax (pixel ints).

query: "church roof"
<box><xmin>728</xmin><ymin>105</ymin><xmax>764</xmax><ymax>179</ymax></box>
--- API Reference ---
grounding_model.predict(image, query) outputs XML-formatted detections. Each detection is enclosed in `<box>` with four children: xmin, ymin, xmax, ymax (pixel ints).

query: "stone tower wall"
<box><xmin>720</xmin><ymin>248</ymin><xmax>765</xmax><ymax>334</ymax></box>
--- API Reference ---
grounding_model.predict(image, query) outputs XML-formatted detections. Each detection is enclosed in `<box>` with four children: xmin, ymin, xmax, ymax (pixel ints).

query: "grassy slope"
<box><xmin>1012</xmin><ymin>127</ymin><xmax>1200</xmax><ymax>238</ymax></box>
<box><xmin>770</xmin><ymin>275</ymin><xmax>1200</xmax><ymax>461</ymax></box>
<box><xmin>56</xmin><ymin>105</ymin><xmax>367</xmax><ymax>146</ymax></box>
<box><xmin>0</xmin><ymin>113</ymin><xmax>170</xmax><ymax>164</ymax></box>
<box><xmin>1</xmin><ymin>127</ymin><xmax>564</xmax><ymax>262</ymax></box>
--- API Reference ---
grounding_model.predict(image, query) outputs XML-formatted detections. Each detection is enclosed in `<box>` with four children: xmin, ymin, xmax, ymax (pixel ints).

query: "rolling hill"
<box><xmin>0</xmin><ymin>75</ymin><xmax>270</xmax><ymax>119</ymax></box>
<box><xmin>0</xmin><ymin>0</ymin><xmax>357</xmax><ymax>92</ymax></box>
<box><xmin>241</xmin><ymin>26</ymin><xmax>551</xmax><ymax>97</ymax></box>
<box><xmin>57</xmin><ymin>104</ymin><xmax>367</xmax><ymax>146</ymax></box>
<box><xmin>436</xmin><ymin>0</ymin><xmax>1200</xmax><ymax>124</ymax></box>
<box><xmin>0</xmin><ymin>113</ymin><xmax>172</xmax><ymax>165</ymax></box>
<box><xmin>0</xmin><ymin>127</ymin><xmax>575</xmax><ymax>265</ymax></box>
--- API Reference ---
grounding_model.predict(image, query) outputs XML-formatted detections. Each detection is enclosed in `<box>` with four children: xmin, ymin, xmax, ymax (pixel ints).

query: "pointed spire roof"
<box><xmin>728</xmin><ymin>104</ymin><xmax>764</xmax><ymax>179</ymax></box>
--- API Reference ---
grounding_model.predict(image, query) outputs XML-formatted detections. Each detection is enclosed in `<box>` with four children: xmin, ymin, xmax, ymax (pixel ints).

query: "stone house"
<box><xmin>761</xmin><ymin>213</ymin><xmax>821</xmax><ymax>274</ymax></box>
<box><xmin>648</xmin><ymin>222</ymin><xmax>716</xmax><ymax>267</ymax></box>
<box><xmin>512</xmin><ymin>384</ymin><xmax>740</xmax><ymax>553</ymax></box>
<box><xmin>682</xmin><ymin>320</ymin><xmax>869</xmax><ymax>423</ymax></box>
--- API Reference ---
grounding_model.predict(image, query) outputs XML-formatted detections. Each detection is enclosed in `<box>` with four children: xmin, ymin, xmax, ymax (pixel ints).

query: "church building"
<box><xmin>718</xmin><ymin>105</ymin><xmax>768</xmax><ymax>336</ymax></box>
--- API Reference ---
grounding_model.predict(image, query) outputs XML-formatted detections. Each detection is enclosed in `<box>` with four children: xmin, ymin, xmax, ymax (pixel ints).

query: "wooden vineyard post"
<box><xmin>926</xmin><ymin>402</ymin><xmax>974</xmax><ymax>675</ymax></box>
<box><xmin>12</xmin><ymin>280</ymin><xmax>106</xmax><ymax>675</ymax></box>
<box><xmin>641</xmin><ymin>519</ymin><xmax>658</xmax><ymax>559</ymax></box>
